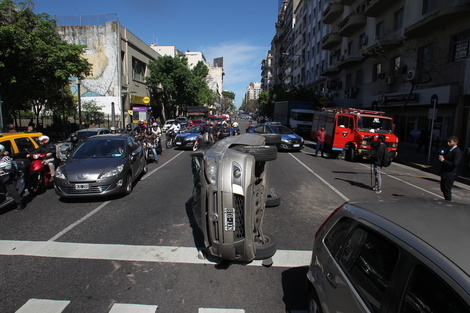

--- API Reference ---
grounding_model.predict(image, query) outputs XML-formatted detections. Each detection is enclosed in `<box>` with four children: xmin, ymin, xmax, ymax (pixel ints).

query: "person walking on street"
<box><xmin>439</xmin><ymin>136</ymin><xmax>462</xmax><ymax>201</ymax></box>
<box><xmin>315</xmin><ymin>126</ymin><xmax>327</xmax><ymax>156</ymax></box>
<box><xmin>371</xmin><ymin>134</ymin><xmax>387</xmax><ymax>194</ymax></box>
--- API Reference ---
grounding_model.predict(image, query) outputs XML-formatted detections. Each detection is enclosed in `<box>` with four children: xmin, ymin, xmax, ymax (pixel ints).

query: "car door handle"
<box><xmin>326</xmin><ymin>271</ymin><xmax>337</xmax><ymax>289</ymax></box>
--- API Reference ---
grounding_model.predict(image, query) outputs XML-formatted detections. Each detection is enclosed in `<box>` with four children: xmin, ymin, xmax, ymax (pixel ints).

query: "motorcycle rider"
<box><xmin>144</xmin><ymin>128</ymin><xmax>158</xmax><ymax>163</ymax></box>
<box><xmin>231</xmin><ymin>122</ymin><xmax>241</xmax><ymax>136</ymax></box>
<box><xmin>122</xmin><ymin>123</ymin><xmax>134</xmax><ymax>135</ymax></box>
<box><xmin>0</xmin><ymin>145</ymin><xmax>23</xmax><ymax>210</ymax></box>
<box><xmin>166</xmin><ymin>120</ymin><xmax>180</xmax><ymax>143</ymax></box>
<box><xmin>110</xmin><ymin>126</ymin><xmax>117</xmax><ymax>134</ymax></box>
<box><xmin>27</xmin><ymin>135</ymin><xmax>58</xmax><ymax>178</ymax></box>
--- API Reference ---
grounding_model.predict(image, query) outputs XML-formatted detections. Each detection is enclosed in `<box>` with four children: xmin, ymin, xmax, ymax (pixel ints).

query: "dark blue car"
<box><xmin>249</xmin><ymin>122</ymin><xmax>304</xmax><ymax>151</ymax></box>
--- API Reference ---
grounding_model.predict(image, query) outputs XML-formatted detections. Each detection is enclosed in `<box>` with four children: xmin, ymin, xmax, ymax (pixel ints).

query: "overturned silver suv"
<box><xmin>191</xmin><ymin>133</ymin><xmax>280</xmax><ymax>262</ymax></box>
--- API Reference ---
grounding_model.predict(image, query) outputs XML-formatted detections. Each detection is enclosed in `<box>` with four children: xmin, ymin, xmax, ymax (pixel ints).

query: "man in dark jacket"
<box><xmin>371</xmin><ymin>134</ymin><xmax>387</xmax><ymax>194</ymax></box>
<box><xmin>439</xmin><ymin>136</ymin><xmax>462</xmax><ymax>201</ymax></box>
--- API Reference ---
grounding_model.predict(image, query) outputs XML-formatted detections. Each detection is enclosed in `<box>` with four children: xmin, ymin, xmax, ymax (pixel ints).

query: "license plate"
<box><xmin>224</xmin><ymin>208</ymin><xmax>235</xmax><ymax>231</ymax></box>
<box><xmin>293</xmin><ymin>144</ymin><xmax>300</xmax><ymax>147</ymax></box>
<box><xmin>75</xmin><ymin>183</ymin><xmax>90</xmax><ymax>190</ymax></box>
<box><xmin>176</xmin><ymin>141</ymin><xmax>182</xmax><ymax>145</ymax></box>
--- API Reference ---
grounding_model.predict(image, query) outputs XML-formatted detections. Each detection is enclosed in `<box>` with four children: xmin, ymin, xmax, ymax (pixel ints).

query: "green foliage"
<box><xmin>147</xmin><ymin>56</ymin><xmax>214</xmax><ymax>119</ymax></box>
<box><xmin>82</xmin><ymin>99</ymin><xmax>104</xmax><ymax>124</ymax></box>
<box><xmin>0</xmin><ymin>0</ymin><xmax>91</xmax><ymax>121</ymax></box>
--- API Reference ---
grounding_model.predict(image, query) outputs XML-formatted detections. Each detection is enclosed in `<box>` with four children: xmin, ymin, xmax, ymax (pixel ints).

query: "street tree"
<box><xmin>220</xmin><ymin>90</ymin><xmax>236</xmax><ymax>113</ymax></box>
<box><xmin>0</xmin><ymin>0</ymin><xmax>91</xmax><ymax>126</ymax></box>
<box><xmin>147</xmin><ymin>55</ymin><xmax>214</xmax><ymax>121</ymax></box>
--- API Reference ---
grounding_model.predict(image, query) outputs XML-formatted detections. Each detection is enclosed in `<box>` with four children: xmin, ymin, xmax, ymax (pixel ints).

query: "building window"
<box><xmin>394</xmin><ymin>8</ymin><xmax>404</xmax><ymax>30</ymax></box>
<box><xmin>132</xmin><ymin>57</ymin><xmax>146</xmax><ymax>82</ymax></box>
<box><xmin>373</xmin><ymin>63</ymin><xmax>382</xmax><ymax>81</ymax></box>
<box><xmin>390</xmin><ymin>56</ymin><xmax>401</xmax><ymax>76</ymax></box>
<box><xmin>356</xmin><ymin>69</ymin><xmax>363</xmax><ymax>85</ymax></box>
<box><xmin>453</xmin><ymin>31</ymin><xmax>470</xmax><ymax>61</ymax></box>
<box><xmin>376</xmin><ymin>21</ymin><xmax>384</xmax><ymax>40</ymax></box>
<box><xmin>422</xmin><ymin>0</ymin><xmax>436</xmax><ymax>15</ymax></box>
<box><xmin>418</xmin><ymin>44</ymin><xmax>433</xmax><ymax>71</ymax></box>
<box><xmin>347</xmin><ymin>41</ymin><xmax>353</xmax><ymax>56</ymax></box>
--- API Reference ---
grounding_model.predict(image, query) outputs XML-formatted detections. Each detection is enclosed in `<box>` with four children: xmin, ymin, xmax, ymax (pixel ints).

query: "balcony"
<box><xmin>322</xmin><ymin>2</ymin><xmax>344</xmax><ymax>24</ymax></box>
<box><xmin>364</xmin><ymin>0</ymin><xmax>395</xmax><ymax>17</ymax></box>
<box><xmin>321</xmin><ymin>66</ymin><xmax>341</xmax><ymax>77</ymax></box>
<box><xmin>405</xmin><ymin>3</ymin><xmax>470</xmax><ymax>37</ymax></box>
<box><xmin>322</xmin><ymin>32</ymin><xmax>342</xmax><ymax>50</ymax></box>
<box><xmin>338</xmin><ymin>12</ymin><xmax>367</xmax><ymax>37</ymax></box>
<box><xmin>338</xmin><ymin>55</ymin><xmax>364</xmax><ymax>68</ymax></box>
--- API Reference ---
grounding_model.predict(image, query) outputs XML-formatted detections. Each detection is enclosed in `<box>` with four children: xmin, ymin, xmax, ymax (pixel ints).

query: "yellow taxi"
<box><xmin>0</xmin><ymin>132</ymin><xmax>43</xmax><ymax>158</ymax></box>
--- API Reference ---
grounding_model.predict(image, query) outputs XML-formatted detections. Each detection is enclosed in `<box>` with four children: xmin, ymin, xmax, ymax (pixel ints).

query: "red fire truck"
<box><xmin>311</xmin><ymin>107</ymin><xmax>399</xmax><ymax>161</ymax></box>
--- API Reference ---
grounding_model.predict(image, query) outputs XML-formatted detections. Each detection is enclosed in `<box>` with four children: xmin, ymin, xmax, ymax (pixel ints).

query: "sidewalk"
<box><xmin>394</xmin><ymin>142</ymin><xmax>470</xmax><ymax>185</ymax></box>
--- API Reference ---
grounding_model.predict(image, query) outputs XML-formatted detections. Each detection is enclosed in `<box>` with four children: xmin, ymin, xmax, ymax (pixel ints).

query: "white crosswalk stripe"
<box><xmin>15</xmin><ymin>299</ymin><xmax>255</xmax><ymax>313</ymax></box>
<box><xmin>15</xmin><ymin>299</ymin><xmax>70</xmax><ymax>313</ymax></box>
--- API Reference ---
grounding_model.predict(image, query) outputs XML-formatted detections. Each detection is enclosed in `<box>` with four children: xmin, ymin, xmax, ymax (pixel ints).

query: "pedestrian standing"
<box><xmin>371</xmin><ymin>134</ymin><xmax>387</xmax><ymax>194</ymax></box>
<box><xmin>439</xmin><ymin>136</ymin><xmax>462</xmax><ymax>201</ymax></box>
<box><xmin>315</xmin><ymin>126</ymin><xmax>327</xmax><ymax>156</ymax></box>
<box><xmin>79</xmin><ymin>121</ymin><xmax>86</xmax><ymax>130</ymax></box>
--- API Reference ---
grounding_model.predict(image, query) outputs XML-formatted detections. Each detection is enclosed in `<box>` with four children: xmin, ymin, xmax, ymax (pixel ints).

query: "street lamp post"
<box><xmin>77</xmin><ymin>79</ymin><xmax>82</xmax><ymax>125</ymax></box>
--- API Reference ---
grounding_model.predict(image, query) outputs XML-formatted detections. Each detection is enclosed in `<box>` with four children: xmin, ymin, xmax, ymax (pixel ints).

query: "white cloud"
<box><xmin>202</xmin><ymin>41</ymin><xmax>268</xmax><ymax>106</ymax></box>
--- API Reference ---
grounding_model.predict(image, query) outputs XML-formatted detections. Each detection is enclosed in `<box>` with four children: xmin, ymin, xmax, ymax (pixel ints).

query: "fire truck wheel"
<box><xmin>346</xmin><ymin>146</ymin><xmax>356</xmax><ymax>161</ymax></box>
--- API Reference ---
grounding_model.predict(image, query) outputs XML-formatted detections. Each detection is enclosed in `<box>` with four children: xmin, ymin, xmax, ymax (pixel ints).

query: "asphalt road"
<box><xmin>1</xmin><ymin>120</ymin><xmax>469</xmax><ymax>313</ymax></box>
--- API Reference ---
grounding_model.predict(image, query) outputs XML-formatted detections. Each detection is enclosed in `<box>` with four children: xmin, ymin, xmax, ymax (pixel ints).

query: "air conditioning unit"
<box><xmin>385</xmin><ymin>76</ymin><xmax>395</xmax><ymax>85</ymax></box>
<box><xmin>406</xmin><ymin>70</ymin><xmax>416</xmax><ymax>80</ymax></box>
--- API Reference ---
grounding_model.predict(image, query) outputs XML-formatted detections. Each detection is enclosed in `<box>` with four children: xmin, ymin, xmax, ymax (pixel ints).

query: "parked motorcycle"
<box><xmin>0</xmin><ymin>160</ymin><xmax>26</xmax><ymax>210</ymax></box>
<box><xmin>27</xmin><ymin>153</ymin><xmax>53</xmax><ymax>195</ymax></box>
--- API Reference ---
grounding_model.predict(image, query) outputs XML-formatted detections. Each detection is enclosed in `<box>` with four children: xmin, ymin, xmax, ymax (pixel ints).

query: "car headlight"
<box><xmin>281</xmin><ymin>138</ymin><xmax>291</xmax><ymax>143</ymax></box>
<box><xmin>205</xmin><ymin>157</ymin><xmax>217</xmax><ymax>185</ymax></box>
<box><xmin>99</xmin><ymin>164</ymin><xmax>124</xmax><ymax>178</ymax></box>
<box><xmin>361</xmin><ymin>140</ymin><xmax>368</xmax><ymax>145</ymax></box>
<box><xmin>232</xmin><ymin>161</ymin><xmax>242</xmax><ymax>186</ymax></box>
<box><xmin>55</xmin><ymin>166</ymin><xmax>66</xmax><ymax>180</ymax></box>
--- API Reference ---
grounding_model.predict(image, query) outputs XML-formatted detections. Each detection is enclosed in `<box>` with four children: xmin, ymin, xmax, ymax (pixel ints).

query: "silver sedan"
<box><xmin>54</xmin><ymin>134</ymin><xmax>147</xmax><ymax>198</ymax></box>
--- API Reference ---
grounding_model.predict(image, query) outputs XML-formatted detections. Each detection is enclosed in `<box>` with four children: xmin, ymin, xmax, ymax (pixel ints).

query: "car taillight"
<box><xmin>314</xmin><ymin>203</ymin><xmax>344</xmax><ymax>239</ymax></box>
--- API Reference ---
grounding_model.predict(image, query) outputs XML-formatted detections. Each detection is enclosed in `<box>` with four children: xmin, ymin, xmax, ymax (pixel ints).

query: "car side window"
<box><xmin>254</xmin><ymin>126</ymin><xmax>264</xmax><ymax>134</ymax></box>
<box><xmin>15</xmin><ymin>137</ymin><xmax>35</xmax><ymax>152</ymax></box>
<box><xmin>340</xmin><ymin>227</ymin><xmax>399</xmax><ymax>313</ymax></box>
<box><xmin>1</xmin><ymin>140</ymin><xmax>13</xmax><ymax>154</ymax></box>
<box><xmin>400</xmin><ymin>265</ymin><xmax>469</xmax><ymax>313</ymax></box>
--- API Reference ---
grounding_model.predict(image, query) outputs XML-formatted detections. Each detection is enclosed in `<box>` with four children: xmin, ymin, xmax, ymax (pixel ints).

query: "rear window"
<box><xmin>400</xmin><ymin>265</ymin><xmax>469</xmax><ymax>313</ymax></box>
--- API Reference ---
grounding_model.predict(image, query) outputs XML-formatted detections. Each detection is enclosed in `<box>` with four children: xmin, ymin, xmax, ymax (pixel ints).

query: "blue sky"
<box><xmin>31</xmin><ymin>0</ymin><xmax>280</xmax><ymax>107</ymax></box>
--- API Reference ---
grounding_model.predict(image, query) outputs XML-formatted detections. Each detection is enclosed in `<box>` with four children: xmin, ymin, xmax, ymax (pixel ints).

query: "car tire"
<box><xmin>124</xmin><ymin>173</ymin><xmax>133</xmax><ymax>195</ymax></box>
<box><xmin>241</xmin><ymin>145</ymin><xmax>277</xmax><ymax>162</ymax></box>
<box><xmin>254</xmin><ymin>234</ymin><xmax>277</xmax><ymax>260</ymax></box>
<box><xmin>308</xmin><ymin>289</ymin><xmax>323</xmax><ymax>313</ymax></box>
<box><xmin>266</xmin><ymin>194</ymin><xmax>281</xmax><ymax>207</ymax></box>
<box><xmin>262</xmin><ymin>133</ymin><xmax>282</xmax><ymax>145</ymax></box>
<box><xmin>142</xmin><ymin>162</ymin><xmax>148</xmax><ymax>175</ymax></box>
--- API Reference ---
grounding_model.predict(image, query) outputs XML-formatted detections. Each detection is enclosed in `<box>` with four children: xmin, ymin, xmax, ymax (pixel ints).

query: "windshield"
<box><xmin>68</xmin><ymin>131</ymin><xmax>99</xmax><ymax>142</ymax></box>
<box><xmin>291</xmin><ymin>112</ymin><xmax>314</xmax><ymax>122</ymax></box>
<box><xmin>270</xmin><ymin>125</ymin><xmax>296</xmax><ymax>134</ymax></box>
<box><xmin>358</xmin><ymin>116</ymin><xmax>393</xmax><ymax>134</ymax></box>
<box><xmin>72</xmin><ymin>139</ymin><xmax>127</xmax><ymax>158</ymax></box>
<box><xmin>185</xmin><ymin>126</ymin><xmax>202</xmax><ymax>133</ymax></box>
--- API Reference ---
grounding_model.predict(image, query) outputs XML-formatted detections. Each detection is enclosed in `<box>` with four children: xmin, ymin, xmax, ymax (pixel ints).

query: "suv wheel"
<box><xmin>308</xmin><ymin>289</ymin><xmax>323</xmax><ymax>313</ymax></box>
<box><xmin>254</xmin><ymin>234</ymin><xmax>277</xmax><ymax>260</ymax></box>
<box><xmin>241</xmin><ymin>145</ymin><xmax>277</xmax><ymax>162</ymax></box>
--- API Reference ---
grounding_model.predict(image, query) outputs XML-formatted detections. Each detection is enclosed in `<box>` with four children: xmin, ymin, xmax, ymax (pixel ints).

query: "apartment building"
<box><xmin>264</xmin><ymin>0</ymin><xmax>470</xmax><ymax>146</ymax></box>
<box><xmin>244</xmin><ymin>82</ymin><xmax>262</xmax><ymax>105</ymax></box>
<box><xmin>55</xmin><ymin>15</ymin><xmax>161</xmax><ymax>127</ymax></box>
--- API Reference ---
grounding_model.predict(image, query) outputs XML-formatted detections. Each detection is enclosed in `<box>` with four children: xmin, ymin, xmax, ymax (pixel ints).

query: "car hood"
<box><xmin>62</xmin><ymin>157</ymin><xmax>127</xmax><ymax>182</ymax></box>
<box><xmin>280</xmin><ymin>134</ymin><xmax>301</xmax><ymax>140</ymax></box>
<box><xmin>177</xmin><ymin>132</ymin><xmax>199</xmax><ymax>139</ymax></box>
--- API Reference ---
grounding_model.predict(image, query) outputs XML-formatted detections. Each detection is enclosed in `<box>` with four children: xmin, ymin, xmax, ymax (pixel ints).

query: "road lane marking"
<box><xmin>0</xmin><ymin>240</ymin><xmax>311</xmax><ymax>268</ymax></box>
<box><xmin>199</xmin><ymin>309</ymin><xmax>244</xmax><ymax>312</ymax></box>
<box><xmin>288</xmin><ymin>153</ymin><xmax>350</xmax><ymax>202</ymax></box>
<box><xmin>48</xmin><ymin>201</ymin><xmax>111</xmax><ymax>242</ymax></box>
<box><xmin>16</xmin><ymin>299</ymin><xmax>70</xmax><ymax>313</ymax></box>
<box><xmin>141</xmin><ymin>151</ymin><xmax>185</xmax><ymax>180</ymax></box>
<box><xmin>357</xmin><ymin>163</ymin><xmax>443</xmax><ymax>198</ymax></box>
<box><xmin>109</xmin><ymin>303</ymin><xmax>158</xmax><ymax>313</ymax></box>
<box><xmin>48</xmin><ymin>151</ymin><xmax>185</xmax><ymax>242</ymax></box>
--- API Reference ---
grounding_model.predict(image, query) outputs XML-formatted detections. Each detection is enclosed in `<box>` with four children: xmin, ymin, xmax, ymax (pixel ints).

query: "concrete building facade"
<box><xmin>264</xmin><ymin>0</ymin><xmax>470</xmax><ymax>147</ymax></box>
<box><xmin>55</xmin><ymin>15</ymin><xmax>161</xmax><ymax>127</ymax></box>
